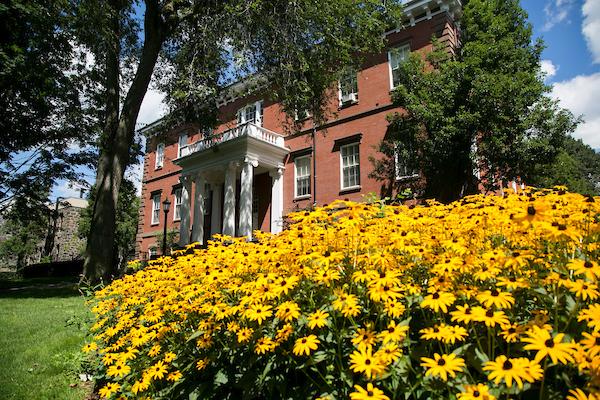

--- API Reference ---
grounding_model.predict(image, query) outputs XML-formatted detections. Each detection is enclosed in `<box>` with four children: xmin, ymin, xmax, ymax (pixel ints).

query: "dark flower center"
<box><xmin>502</xmin><ymin>360</ymin><xmax>513</xmax><ymax>370</ymax></box>
<box><xmin>301</xmin><ymin>339</ymin><xmax>307</xmax><ymax>344</ymax></box>
<box><xmin>490</xmin><ymin>289</ymin><xmax>499</xmax><ymax>296</ymax></box>
<box><xmin>485</xmin><ymin>310</ymin><xmax>494</xmax><ymax>318</ymax></box>
<box><xmin>595</xmin><ymin>337</ymin><xmax>600</xmax><ymax>346</ymax></box>
<box><xmin>437</xmin><ymin>358</ymin><xmax>446</xmax><ymax>366</ymax></box>
<box><xmin>365</xmin><ymin>359</ymin><xmax>371</xmax><ymax>365</ymax></box>
<box><xmin>544</xmin><ymin>339</ymin><xmax>555</xmax><ymax>348</ymax></box>
<box><xmin>367</xmin><ymin>390</ymin><xmax>374</xmax><ymax>397</ymax></box>
<box><xmin>473</xmin><ymin>391</ymin><xmax>480</xmax><ymax>397</ymax></box>
<box><xmin>432</xmin><ymin>293</ymin><xmax>440</xmax><ymax>299</ymax></box>
<box><xmin>584</xmin><ymin>261</ymin><xmax>593</xmax><ymax>269</ymax></box>
<box><xmin>527</xmin><ymin>205</ymin><xmax>536</xmax><ymax>216</ymax></box>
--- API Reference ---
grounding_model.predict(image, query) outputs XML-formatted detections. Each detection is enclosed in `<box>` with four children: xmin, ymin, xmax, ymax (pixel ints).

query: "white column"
<box><xmin>270</xmin><ymin>167</ymin><xmax>284</xmax><ymax>234</ymax></box>
<box><xmin>238</xmin><ymin>158</ymin><xmax>257</xmax><ymax>239</ymax></box>
<box><xmin>223</xmin><ymin>162</ymin><xmax>238</xmax><ymax>237</ymax></box>
<box><xmin>210</xmin><ymin>183</ymin><xmax>222</xmax><ymax>235</ymax></box>
<box><xmin>178</xmin><ymin>175</ymin><xmax>192</xmax><ymax>246</ymax></box>
<box><xmin>191</xmin><ymin>173</ymin><xmax>206</xmax><ymax>244</ymax></box>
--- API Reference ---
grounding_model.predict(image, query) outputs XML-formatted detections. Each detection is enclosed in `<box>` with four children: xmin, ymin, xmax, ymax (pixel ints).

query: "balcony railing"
<box><xmin>179</xmin><ymin>123</ymin><xmax>285</xmax><ymax>158</ymax></box>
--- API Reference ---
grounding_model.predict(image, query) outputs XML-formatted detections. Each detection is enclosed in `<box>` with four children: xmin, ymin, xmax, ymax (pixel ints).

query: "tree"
<box><xmin>76</xmin><ymin>0</ymin><xmax>403</xmax><ymax>281</ymax></box>
<box><xmin>528</xmin><ymin>136</ymin><xmax>600</xmax><ymax>195</ymax></box>
<box><xmin>0</xmin><ymin>192</ymin><xmax>50</xmax><ymax>270</ymax></box>
<box><xmin>78</xmin><ymin>179</ymin><xmax>140</xmax><ymax>272</ymax></box>
<box><xmin>371</xmin><ymin>0</ymin><xmax>578</xmax><ymax>202</ymax></box>
<box><xmin>0</xmin><ymin>0</ymin><xmax>99</xmax><ymax>213</ymax></box>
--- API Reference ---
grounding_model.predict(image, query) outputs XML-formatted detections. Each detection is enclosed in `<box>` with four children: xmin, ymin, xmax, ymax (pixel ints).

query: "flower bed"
<box><xmin>85</xmin><ymin>188</ymin><xmax>600</xmax><ymax>399</ymax></box>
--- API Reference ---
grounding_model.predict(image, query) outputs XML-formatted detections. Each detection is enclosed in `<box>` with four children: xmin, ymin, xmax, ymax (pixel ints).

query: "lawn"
<box><xmin>0</xmin><ymin>277</ymin><xmax>92</xmax><ymax>400</ymax></box>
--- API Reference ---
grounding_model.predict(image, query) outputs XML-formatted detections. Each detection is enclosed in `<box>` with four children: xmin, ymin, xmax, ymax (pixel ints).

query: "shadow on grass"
<box><xmin>0</xmin><ymin>277</ymin><xmax>83</xmax><ymax>299</ymax></box>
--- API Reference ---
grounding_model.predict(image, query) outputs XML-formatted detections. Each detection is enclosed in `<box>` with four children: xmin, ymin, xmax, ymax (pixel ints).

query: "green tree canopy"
<box><xmin>372</xmin><ymin>0</ymin><xmax>579</xmax><ymax>202</ymax></box>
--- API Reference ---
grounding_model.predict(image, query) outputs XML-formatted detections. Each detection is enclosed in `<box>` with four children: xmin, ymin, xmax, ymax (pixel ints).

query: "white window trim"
<box><xmin>155</xmin><ymin>142</ymin><xmax>164</xmax><ymax>169</ymax></box>
<box><xmin>173</xmin><ymin>188</ymin><xmax>182</xmax><ymax>222</ymax></box>
<box><xmin>294</xmin><ymin>155</ymin><xmax>311</xmax><ymax>199</ymax></box>
<box><xmin>151</xmin><ymin>194</ymin><xmax>161</xmax><ymax>225</ymax></box>
<box><xmin>388</xmin><ymin>44</ymin><xmax>411</xmax><ymax>90</ymax></box>
<box><xmin>178</xmin><ymin>132</ymin><xmax>188</xmax><ymax>158</ymax></box>
<box><xmin>338</xmin><ymin>70</ymin><xmax>359</xmax><ymax>107</ymax></box>
<box><xmin>339</xmin><ymin>142</ymin><xmax>361</xmax><ymax>191</ymax></box>
<box><xmin>394</xmin><ymin>144</ymin><xmax>419</xmax><ymax>181</ymax></box>
<box><xmin>148</xmin><ymin>247</ymin><xmax>156</xmax><ymax>259</ymax></box>
<box><xmin>237</xmin><ymin>100</ymin><xmax>263</xmax><ymax>126</ymax></box>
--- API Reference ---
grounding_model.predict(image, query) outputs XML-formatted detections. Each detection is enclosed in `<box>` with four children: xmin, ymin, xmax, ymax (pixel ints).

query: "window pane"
<box><xmin>295</xmin><ymin>157</ymin><xmax>311</xmax><ymax>197</ymax></box>
<box><xmin>341</xmin><ymin>144</ymin><xmax>360</xmax><ymax>189</ymax></box>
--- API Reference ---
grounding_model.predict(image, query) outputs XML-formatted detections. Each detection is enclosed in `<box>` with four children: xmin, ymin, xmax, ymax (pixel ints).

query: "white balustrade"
<box><xmin>176</xmin><ymin>123</ymin><xmax>285</xmax><ymax>158</ymax></box>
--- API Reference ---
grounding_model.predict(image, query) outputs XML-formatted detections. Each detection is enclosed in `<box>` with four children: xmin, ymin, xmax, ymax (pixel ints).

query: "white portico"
<box><xmin>173</xmin><ymin>122</ymin><xmax>288</xmax><ymax>245</ymax></box>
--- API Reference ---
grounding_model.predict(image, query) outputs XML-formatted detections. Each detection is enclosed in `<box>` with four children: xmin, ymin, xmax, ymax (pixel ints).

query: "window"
<box><xmin>155</xmin><ymin>142</ymin><xmax>164</xmax><ymax>169</ymax></box>
<box><xmin>237</xmin><ymin>101</ymin><xmax>263</xmax><ymax>126</ymax></box>
<box><xmin>178</xmin><ymin>132</ymin><xmax>188</xmax><ymax>158</ymax></box>
<box><xmin>388</xmin><ymin>44</ymin><xmax>410</xmax><ymax>89</ymax></box>
<box><xmin>394</xmin><ymin>144</ymin><xmax>418</xmax><ymax>180</ymax></box>
<box><xmin>339</xmin><ymin>69</ymin><xmax>358</xmax><ymax>105</ymax></box>
<box><xmin>148</xmin><ymin>247</ymin><xmax>157</xmax><ymax>259</ymax></box>
<box><xmin>340</xmin><ymin>143</ymin><xmax>360</xmax><ymax>189</ymax></box>
<box><xmin>294</xmin><ymin>156</ymin><xmax>311</xmax><ymax>198</ymax></box>
<box><xmin>173</xmin><ymin>188</ymin><xmax>182</xmax><ymax>221</ymax></box>
<box><xmin>294</xmin><ymin>108</ymin><xmax>311</xmax><ymax>121</ymax></box>
<box><xmin>151</xmin><ymin>194</ymin><xmax>161</xmax><ymax>225</ymax></box>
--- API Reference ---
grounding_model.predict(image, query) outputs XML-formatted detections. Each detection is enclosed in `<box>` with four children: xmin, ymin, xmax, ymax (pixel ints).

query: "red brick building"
<box><xmin>136</xmin><ymin>0</ymin><xmax>462</xmax><ymax>259</ymax></box>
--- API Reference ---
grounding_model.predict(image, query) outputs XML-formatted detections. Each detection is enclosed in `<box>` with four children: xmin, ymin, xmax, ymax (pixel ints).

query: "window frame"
<box><xmin>339</xmin><ymin>69</ymin><xmax>359</xmax><ymax>106</ymax></box>
<box><xmin>294</xmin><ymin>155</ymin><xmax>311</xmax><ymax>199</ymax></box>
<box><xmin>388</xmin><ymin>44</ymin><xmax>411</xmax><ymax>90</ymax></box>
<box><xmin>339</xmin><ymin>142</ymin><xmax>361</xmax><ymax>190</ymax></box>
<box><xmin>237</xmin><ymin>101</ymin><xmax>263</xmax><ymax>126</ymax></box>
<box><xmin>173</xmin><ymin>188</ymin><xmax>182</xmax><ymax>221</ymax></box>
<box><xmin>394</xmin><ymin>144</ymin><xmax>419</xmax><ymax>181</ymax></box>
<box><xmin>155</xmin><ymin>142</ymin><xmax>164</xmax><ymax>169</ymax></box>
<box><xmin>177</xmin><ymin>132</ymin><xmax>188</xmax><ymax>158</ymax></box>
<box><xmin>151</xmin><ymin>194</ymin><xmax>161</xmax><ymax>225</ymax></box>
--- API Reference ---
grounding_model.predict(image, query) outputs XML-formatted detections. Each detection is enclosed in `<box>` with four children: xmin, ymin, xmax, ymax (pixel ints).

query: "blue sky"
<box><xmin>50</xmin><ymin>0</ymin><xmax>600</xmax><ymax>200</ymax></box>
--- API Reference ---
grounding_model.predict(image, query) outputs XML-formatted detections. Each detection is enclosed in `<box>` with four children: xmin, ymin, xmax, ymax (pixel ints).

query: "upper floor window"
<box><xmin>237</xmin><ymin>101</ymin><xmax>263</xmax><ymax>126</ymax></box>
<box><xmin>294</xmin><ymin>156</ymin><xmax>311</xmax><ymax>198</ymax></box>
<box><xmin>151</xmin><ymin>194</ymin><xmax>161</xmax><ymax>225</ymax></box>
<box><xmin>178</xmin><ymin>132</ymin><xmax>188</xmax><ymax>158</ymax></box>
<box><xmin>173</xmin><ymin>188</ymin><xmax>182</xmax><ymax>221</ymax></box>
<box><xmin>339</xmin><ymin>69</ymin><xmax>358</xmax><ymax>105</ymax></box>
<box><xmin>388</xmin><ymin>44</ymin><xmax>410</xmax><ymax>89</ymax></box>
<box><xmin>340</xmin><ymin>143</ymin><xmax>360</xmax><ymax>189</ymax></box>
<box><xmin>155</xmin><ymin>142</ymin><xmax>164</xmax><ymax>169</ymax></box>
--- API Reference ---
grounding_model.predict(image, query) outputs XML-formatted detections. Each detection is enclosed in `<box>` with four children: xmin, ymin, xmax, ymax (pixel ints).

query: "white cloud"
<box><xmin>136</xmin><ymin>88</ymin><xmax>167</xmax><ymax>127</ymax></box>
<box><xmin>51</xmin><ymin>180</ymin><xmax>88</xmax><ymax>200</ymax></box>
<box><xmin>551</xmin><ymin>72</ymin><xmax>600</xmax><ymax>149</ymax></box>
<box><xmin>543</xmin><ymin>0</ymin><xmax>576</xmax><ymax>31</ymax></box>
<box><xmin>540</xmin><ymin>59</ymin><xmax>558</xmax><ymax>80</ymax></box>
<box><xmin>582</xmin><ymin>0</ymin><xmax>600</xmax><ymax>63</ymax></box>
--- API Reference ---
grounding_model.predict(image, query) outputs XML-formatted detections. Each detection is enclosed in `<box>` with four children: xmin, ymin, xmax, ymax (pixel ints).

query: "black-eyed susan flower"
<box><xmin>275</xmin><ymin>301</ymin><xmax>301</xmax><ymax>322</ymax></box>
<box><xmin>255</xmin><ymin>337</ymin><xmax>276</xmax><ymax>355</ymax></box>
<box><xmin>482</xmin><ymin>355</ymin><xmax>535</xmax><ymax>389</ymax></box>
<box><xmin>567</xmin><ymin>280</ymin><xmax>599</xmax><ymax>301</ymax></box>
<box><xmin>145</xmin><ymin>360</ymin><xmax>168</xmax><ymax>380</ymax></box>
<box><xmin>107</xmin><ymin>361</ymin><xmax>130</xmax><ymax>378</ymax></box>
<box><xmin>377</xmin><ymin>320</ymin><xmax>408</xmax><ymax>344</ymax></box>
<box><xmin>352</xmin><ymin>326</ymin><xmax>377</xmax><ymax>349</ymax></box>
<box><xmin>98</xmin><ymin>382</ymin><xmax>120</xmax><ymax>398</ymax></box>
<box><xmin>349</xmin><ymin>346</ymin><xmax>386</xmax><ymax>379</ymax></box>
<box><xmin>421</xmin><ymin>291</ymin><xmax>456</xmax><ymax>313</ymax></box>
<box><xmin>477</xmin><ymin>289</ymin><xmax>515</xmax><ymax>309</ymax></box>
<box><xmin>567</xmin><ymin>388</ymin><xmax>600</xmax><ymax>400</ymax></box>
<box><xmin>236</xmin><ymin>327</ymin><xmax>253</xmax><ymax>343</ymax></box>
<box><xmin>521</xmin><ymin>326</ymin><xmax>575</xmax><ymax>364</ymax></box>
<box><xmin>457</xmin><ymin>384</ymin><xmax>496</xmax><ymax>400</ymax></box>
<box><xmin>293</xmin><ymin>335</ymin><xmax>320</xmax><ymax>356</ymax></box>
<box><xmin>472</xmin><ymin>306</ymin><xmax>510</xmax><ymax>327</ymax></box>
<box><xmin>307</xmin><ymin>309</ymin><xmax>329</xmax><ymax>329</ymax></box>
<box><xmin>245</xmin><ymin>304</ymin><xmax>273</xmax><ymax>325</ymax></box>
<box><xmin>451</xmin><ymin>304</ymin><xmax>476</xmax><ymax>324</ymax></box>
<box><xmin>420</xmin><ymin>353</ymin><xmax>465</xmax><ymax>381</ymax></box>
<box><xmin>569</xmin><ymin>259</ymin><xmax>600</xmax><ymax>281</ymax></box>
<box><xmin>349</xmin><ymin>383</ymin><xmax>390</xmax><ymax>400</ymax></box>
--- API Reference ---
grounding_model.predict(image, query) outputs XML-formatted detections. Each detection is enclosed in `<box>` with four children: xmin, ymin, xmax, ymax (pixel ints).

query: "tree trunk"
<box><xmin>82</xmin><ymin>0</ymin><xmax>165</xmax><ymax>283</ymax></box>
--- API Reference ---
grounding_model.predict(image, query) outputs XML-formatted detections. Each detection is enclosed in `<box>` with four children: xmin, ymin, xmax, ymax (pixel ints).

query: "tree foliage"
<box><xmin>372</xmin><ymin>0</ymin><xmax>579</xmax><ymax>202</ymax></box>
<box><xmin>78</xmin><ymin>179</ymin><xmax>140</xmax><ymax>271</ymax></box>
<box><xmin>528</xmin><ymin>137</ymin><xmax>600</xmax><ymax>195</ymax></box>
<box><xmin>0</xmin><ymin>0</ymin><xmax>99</xmax><ymax>212</ymax></box>
<box><xmin>75</xmin><ymin>0</ymin><xmax>404</xmax><ymax>282</ymax></box>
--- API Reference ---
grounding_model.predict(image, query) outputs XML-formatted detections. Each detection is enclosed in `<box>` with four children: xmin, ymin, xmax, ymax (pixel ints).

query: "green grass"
<box><xmin>0</xmin><ymin>278</ymin><xmax>92</xmax><ymax>400</ymax></box>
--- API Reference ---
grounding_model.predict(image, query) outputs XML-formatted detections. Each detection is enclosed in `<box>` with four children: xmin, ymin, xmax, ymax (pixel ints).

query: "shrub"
<box><xmin>84</xmin><ymin>188</ymin><xmax>600</xmax><ymax>399</ymax></box>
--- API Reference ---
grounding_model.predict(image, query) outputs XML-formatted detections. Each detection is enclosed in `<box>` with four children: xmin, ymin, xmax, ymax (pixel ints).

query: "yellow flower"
<box><xmin>350</xmin><ymin>383</ymin><xmax>390</xmax><ymax>400</ymax></box>
<box><xmin>349</xmin><ymin>346</ymin><xmax>386</xmax><ymax>379</ymax></box>
<box><xmin>82</xmin><ymin>342</ymin><xmax>98</xmax><ymax>353</ymax></box>
<box><xmin>145</xmin><ymin>360</ymin><xmax>168</xmax><ymax>380</ymax></box>
<box><xmin>457</xmin><ymin>384</ymin><xmax>496</xmax><ymax>400</ymax></box>
<box><xmin>420</xmin><ymin>353</ymin><xmax>465</xmax><ymax>381</ymax></box>
<box><xmin>107</xmin><ymin>361</ymin><xmax>130</xmax><ymax>378</ymax></box>
<box><xmin>476</xmin><ymin>289</ymin><xmax>515</xmax><ymax>309</ymax></box>
<box><xmin>275</xmin><ymin>301</ymin><xmax>301</xmax><ymax>322</ymax></box>
<box><xmin>98</xmin><ymin>382</ymin><xmax>120</xmax><ymax>399</ymax></box>
<box><xmin>521</xmin><ymin>326</ymin><xmax>575</xmax><ymax>364</ymax></box>
<box><xmin>482</xmin><ymin>355</ymin><xmax>541</xmax><ymax>389</ymax></box>
<box><xmin>420</xmin><ymin>291</ymin><xmax>456</xmax><ymax>313</ymax></box>
<box><xmin>237</xmin><ymin>327</ymin><xmax>253</xmax><ymax>343</ymax></box>
<box><xmin>245</xmin><ymin>304</ymin><xmax>273</xmax><ymax>325</ymax></box>
<box><xmin>567</xmin><ymin>388</ymin><xmax>600</xmax><ymax>400</ymax></box>
<box><xmin>307</xmin><ymin>309</ymin><xmax>329</xmax><ymax>329</ymax></box>
<box><xmin>293</xmin><ymin>335</ymin><xmax>320</xmax><ymax>356</ymax></box>
<box><xmin>255</xmin><ymin>337</ymin><xmax>276</xmax><ymax>355</ymax></box>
